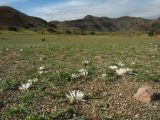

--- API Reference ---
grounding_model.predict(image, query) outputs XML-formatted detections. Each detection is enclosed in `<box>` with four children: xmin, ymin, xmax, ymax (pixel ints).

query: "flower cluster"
<box><xmin>78</xmin><ymin>69</ymin><xmax>88</xmax><ymax>76</ymax></box>
<box><xmin>101</xmin><ymin>74</ymin><xmax>107</xmax><ymax>78</ymax></box>
<box><xmin>71</xmin><ymin>69</ymin><xmax>88</xmax><ymax>79</ymax></box>
<box><xmin>19</xmin><ymin>83</ymin><xmax>32</xmax><ymax>90</ymax></box>
<box><xmin>82</xmin><ymin>60</ymin><xmax>90</xmax><ymax>65</ymax></box>
<box><xmin>108</xmin><ymin>63</ymin><xmax>133</xmax><ymax>76</ymax></box>
<box><xmin>66</xmin><ymin>90</ymin><xmax>85</xmax><ymax>103</ymax></box>
<box><xmin>20</xmin><ymin>49</ymin><xmax>23</xmax><ymax>52</ymax></box>
<box><xmin>116</xmin><ymin>68</ymin><xmax>132</xmax><ymax>76</ymax></box>
<box><xmin>19</xmin><ymin>78</ymin><xmax>38</xmax><ymax>90</ymax></box>
<box><xmin>38</xmin><ymin>66</ymin><xmax>45</xmax><ymax>74</ymax></box>
<box><xmin>28</xmin><ymin>78</ymin><xmax>38</xmax><ymax>83</ymax></box>
<box><xmin>109</xmin><ymin>65</ymin><xmax>118</xmax><ymax>70</ymax></box>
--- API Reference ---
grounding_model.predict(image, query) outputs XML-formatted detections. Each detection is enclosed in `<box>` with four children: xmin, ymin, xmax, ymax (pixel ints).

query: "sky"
<box><xmin>0</xmin><ymin>0</ymin><xmax>160</xmax><ymax>21</ymax></box>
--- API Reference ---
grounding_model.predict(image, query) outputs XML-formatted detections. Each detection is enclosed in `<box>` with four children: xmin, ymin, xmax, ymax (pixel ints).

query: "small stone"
<box><xmin>153</xmin><ymin>105</ymin><xmax>157</xmax><ymax>109</ymax></box>
<box><xmin>135</xmin><ymin>114</ymin><xmax>140</xmax><ymax>118</ymax></box>
<box><xmin>133</xmin><ymin>86</ymin><xmax>155</xmax><ymax>103</ymax></box>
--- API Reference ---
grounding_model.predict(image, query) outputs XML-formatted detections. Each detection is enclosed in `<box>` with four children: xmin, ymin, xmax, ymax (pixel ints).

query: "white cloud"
<box><xmin>0</xmin><ymin>0</ymin><xmax>25</xmax><ymax>5</ymax></box>
<box><xmin>26</xmin><ymin>0</ymin><xmax>160</xmax><ymax>21</ymax></box>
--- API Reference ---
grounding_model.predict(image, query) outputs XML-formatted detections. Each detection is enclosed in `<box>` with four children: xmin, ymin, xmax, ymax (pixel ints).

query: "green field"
<box><xmin>0</xmin><ymin>31</ymin><xmax>160</xmax><ymax>119</ymax></box>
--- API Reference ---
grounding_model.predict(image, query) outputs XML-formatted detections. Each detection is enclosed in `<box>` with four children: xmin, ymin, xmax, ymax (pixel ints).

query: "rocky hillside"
<box><xmin>0</xmin><ymin>6</ymin><xmax>160</xmax><ymax>32</ymax></box>
<box><xmin>50</xmin><ymin>15</ymin><xmax>154</xmax><ymax>32</ymax></box>
<box><xmin>0</xmin><ymin>6</ymin><xmax>49</xmax><ymax>30</ymax></box>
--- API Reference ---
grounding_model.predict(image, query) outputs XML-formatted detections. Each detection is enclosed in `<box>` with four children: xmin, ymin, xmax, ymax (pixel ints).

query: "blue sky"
<box><xmin>0</xmin><ymin>0</ymin><xmax>160</xmax><ymax>21</ymax></box>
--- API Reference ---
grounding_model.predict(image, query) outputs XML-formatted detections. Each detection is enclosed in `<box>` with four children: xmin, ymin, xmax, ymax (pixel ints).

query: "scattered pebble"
<box><xmin>135</xmin><ymin>114</ymin><xmax>140</xmax><ymax>118</ymax></box>
<box><xmin>153</xmin><ymin>106</ymin><xmax>157</xmax><ymax>109</ymax></box>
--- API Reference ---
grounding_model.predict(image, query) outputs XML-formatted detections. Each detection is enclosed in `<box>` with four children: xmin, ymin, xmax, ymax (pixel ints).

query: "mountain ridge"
<box><xmin>0</xmin><ymin>6</ymin><xmax>160</xmax><ymax>32</ymax></box>
<box><xmin>0</xmin><ymin>6</ymin><xmax>49</xmax><ymax>30</ymax></box>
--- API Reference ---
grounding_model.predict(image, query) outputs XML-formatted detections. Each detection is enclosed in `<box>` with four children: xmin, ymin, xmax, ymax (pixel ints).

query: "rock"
<box><xmin>133</xmin><ymin>86</ymin><xmax>155</xmax><ymax>103</ymax></box>
<box><xmin>135</xmin><ymin>114</ymin><xmax>140</xmax><ymax>118</ymax></box>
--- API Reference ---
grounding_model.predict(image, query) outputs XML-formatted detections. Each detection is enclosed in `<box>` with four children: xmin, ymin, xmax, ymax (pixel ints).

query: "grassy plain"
<box><xmin>0</xmin><ymin>31</ymin><xmax>160</xmax><ymax>119</ymax></box>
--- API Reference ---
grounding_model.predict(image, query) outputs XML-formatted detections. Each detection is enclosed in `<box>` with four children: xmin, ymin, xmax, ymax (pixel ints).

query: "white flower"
<box><xmin>28</xmin><ymin>78</ymin><xmax>38</xmax><ymax>83</ymax></box>
<box><xmin>71</xmin><ymin>73</ymin><xmax>79</xmax><ymax>79</ymax></box>
<box><xmin>66</xmin><ymin>90</ymin><xmax>85</xmax><ymax>103</ymax></box>
<box><xmin>116</xmin><ymin>68</ymin><xmax>132</xmax><ymax>76</ymax></box>
<box><xmin>38</xmin><ymin>66</ymin><xmax>45</xmax><ymax>70</ymax></box>
<box><xmin>78</xmin><ymin>69</ymin><xmax>88</xmax><ymax>76</ymax></box>
<box><xmin>20</xmin><ymin>49</ymin><xmax>23</xmax><ymax>52</ymax></box>
<box><xmin>131</xmin><ymin>62</ymin><xmax>135</xmax><ymax>65</ymax></box>
<box><xmin>38</xmin><ymin>66</ymin><xmax>45</xmax><ymax>74</ymax></box>
<box><xmin>118</xmin><ymin>62</ymin><xmax>125</xmax><ymax>67</ymax></box>
<box><xmin>0</xmin><ymin>51</ymin><xmax>2</xmax><ymax>53</ymax></box>
<box><xmin>101</xmin><ymin>74</ymin><xmax>107</xmax><ymax>78</ymax></box>
<box><xmin>82</xmin><ymin>60</ymin><xmax>90</xmax><ymax>65</ymax></box>
<box><xmin>38</xmin><ymin>71</ymin><xmax>44</xmax><ymax>74</ymax></box>
<box><xmin>19</xmin><ymin>83</ymin><xmax>32</xmax><ymax>90</ymax></box>
<box><xmin>6</xmin><ymin>48</ymin><xmax>9</xmax><ymax>51</ymax></box>
<box><xmin>109</xmin><ymin>65</ymin><xmax>118</xmax><ymax>70</ymax></box>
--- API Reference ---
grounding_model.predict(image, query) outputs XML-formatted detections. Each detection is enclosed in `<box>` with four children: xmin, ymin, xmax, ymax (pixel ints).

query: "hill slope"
<box><xmin>51</xmin><ymin>15</ymin><xmax>154</xmax><ymax>32</ymax></box>
<box><xmin>0</xmin><ymin>6</ymin><xmax>49</xmax><ymax>29</ymax></box>
<box><xmin>0</xmin><ymin>6</ymin><xmax>160</xmax><ymax>32</ymax></box>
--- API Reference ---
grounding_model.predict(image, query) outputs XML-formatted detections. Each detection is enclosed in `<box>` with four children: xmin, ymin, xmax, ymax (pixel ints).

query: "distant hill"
<box><xmin>50</xmin><ymin>15</ymin><xmax>155</xmax><ymax>32</ymax></box>
<box><xmin>0</xmin><ymin>6</ymin><xmax>160</xmax><ymax>32</ymax></box>
<box><xmin>151</xmin><ymin>19</ymin><xmax>160</xmax><ymax>30</ymax></box>
<box><xmin>0</xmin><ymin>6</ymin><xmax>49</xmax><ymax>30</ymax></box>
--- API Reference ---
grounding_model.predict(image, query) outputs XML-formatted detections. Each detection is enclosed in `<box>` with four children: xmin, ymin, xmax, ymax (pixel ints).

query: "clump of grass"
<box><xmin>103</xmin><ymin>68</ymin><xmax>119</xmax><ymax>81</ymax></box>
<box><xmin>3</xmin><ymin>105</ymin><xmax>30</xmax><ymax>119</ymax></box>
<box><xmin>59</xmin><ymin>71</ymin><xmax>72</xmax><ymax>82</ymax></box>
<box><xmin>53</xmin><ymin>107</ymin><xmax>76</xmax><ymax>120</ymax></box>
<box><xmin>0</xmin><ymin>80</ymin><xmax>21</xmax><ymax>91</ymax></box>
<box><xmin>20</xmin><ymin>91</ymin><xmax>36</xmax><ymax>103</ymax></box>
<box><xmin>25</xmin><ymin>114</ymin><xmax>50</xmax><ymax>120</ymax></box>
